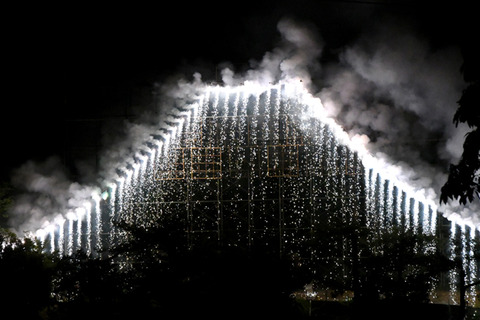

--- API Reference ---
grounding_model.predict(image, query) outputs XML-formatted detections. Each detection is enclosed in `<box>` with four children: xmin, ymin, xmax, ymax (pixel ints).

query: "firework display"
<box><xmin>33</xmin><ymin>81</ymin><xmax>479</xmax><ymax>305</ymax></box>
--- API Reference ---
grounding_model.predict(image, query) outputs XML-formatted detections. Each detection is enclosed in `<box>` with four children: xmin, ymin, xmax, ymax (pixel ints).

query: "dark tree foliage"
<box><xmin>103</xmin><ymin>216</ymin><xmax>305</xmax><ymax>319</ymax></box>
<box><xmin>360</xmin><ymin>229</ymin><xmax>451</xmax><ymax>304</ymax></box>
<box><xmin>307</xmin><ymin>211</ymin><xmax>451</xmax><ymax>307</ymax></box>
<box><xmin>441</xmin><ymin>45</ymin><xmax>480</xmax><ymax>205</ymax></box>
<box><xmin>0</xmin><ymin>231</ymin><xmax>56</xmax><ymax>320</ymax></box>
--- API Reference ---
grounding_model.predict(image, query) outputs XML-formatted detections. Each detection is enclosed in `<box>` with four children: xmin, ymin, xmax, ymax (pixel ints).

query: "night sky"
<box><xmin>2</xmin><ymin>1</ymin><xmax>476</xmax><ymax>185</ymax></box>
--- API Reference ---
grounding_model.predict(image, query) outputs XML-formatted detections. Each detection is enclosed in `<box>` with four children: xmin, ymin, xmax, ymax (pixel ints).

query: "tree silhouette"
<box><xmin>0</xmin><ymin>231</ymin><xmax>56</xmax><ymax>320</ymax></box>
<box><xmin>441</xmin><ymin>44</ymin><xmax>480</xmax><ymax>205</ymax></box>
<box><xmin>107</xmin><ymin>212</ymin><xmax>305</xmax><ymax>318</ymax></box>
<box><xmin>440</xmin><ymin>42</ymin><xmax>480</xmax><ymax>320</ymax></box>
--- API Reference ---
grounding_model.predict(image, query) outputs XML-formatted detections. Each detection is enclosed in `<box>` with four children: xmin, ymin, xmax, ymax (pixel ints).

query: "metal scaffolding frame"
<box><xmin>127</xmin><ymin>113</ymin><xmax>365</xmax><ymax>257</ymax></box>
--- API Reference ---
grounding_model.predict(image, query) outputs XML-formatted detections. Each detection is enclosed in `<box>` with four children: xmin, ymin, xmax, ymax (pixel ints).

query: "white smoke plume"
<box><xmin>219</xmin><ymin>17</ymin><xmax>479</xmax><ymax>225</ymax></box>
<box><xmin>315</xmin><ymin>18</ymin><xmax>478</xmax><ymax>224</ymax></box>
<box><xmin>8</xmin><ymin>156</ymin><xmax>99</xmax><ymax>235</ymax></box>
<box><xmin>221</xmin><ymin>18</ymin><xmax>323</xmax><ymax>91</ymax></box>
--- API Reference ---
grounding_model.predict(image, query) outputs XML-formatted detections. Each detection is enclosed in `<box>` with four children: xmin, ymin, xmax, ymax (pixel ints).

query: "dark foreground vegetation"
<box><xmin>308</xmin><ymin>300</ymin><xmax>479</xmax><ymax>320</ymax></box>
<box><xmin>1</xmin><ymin>222</ymin><xmax>479</xmax><ymax>320</ymax></box>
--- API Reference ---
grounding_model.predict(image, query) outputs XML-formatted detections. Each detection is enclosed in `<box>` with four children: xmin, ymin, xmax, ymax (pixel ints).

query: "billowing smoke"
<box><xmin>7</xmin><ymin>16</ymin><xmax>478</xmax><ymax>236</ymax></box>
<box><xmin>221</xmin><ymin>17</ymin><xmax>479</xmax><ymax>225</ymax></box>
<box><xmin>221</xmin><ymin>18</ymin><xmax>323</xmax><ymax>91</ymax></box>
<box><xmin>315</xmin><ymin>19</ymin><xmax>478</xmax><ymax>224</ymax></box>
<box><xmin>8</xmin><ymin>156</ymin><xmax>99</xmax><ymax>235</ymax></box>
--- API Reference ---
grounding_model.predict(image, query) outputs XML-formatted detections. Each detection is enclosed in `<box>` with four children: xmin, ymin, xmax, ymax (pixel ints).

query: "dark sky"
<box><xmin>2</xmin><ymin>1</ymin><xmax>476</xmax><ymax>181</ymax></box>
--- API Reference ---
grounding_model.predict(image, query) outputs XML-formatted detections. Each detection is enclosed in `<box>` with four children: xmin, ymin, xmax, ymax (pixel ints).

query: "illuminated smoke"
<box><xmin>316</xmin><ymin>18</ymin><xmax>479</xmax><ymax>226</ymax></box>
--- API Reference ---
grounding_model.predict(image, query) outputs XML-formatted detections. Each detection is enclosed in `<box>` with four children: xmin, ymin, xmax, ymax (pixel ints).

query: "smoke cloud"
<box><xmin>221</xmin><ymin>17</ymin><xmax>479</xmax><ymax>224</ymax></box>
<box><xmin>221</xmin><ymin>18</ymin><xmax>323</xmax><ymax>91</ymax></box>
<box><xmin>8</xmin><ymin>156</ymin><xmax>99</xmax><ymax>235</ymax></box>
<box><xmin>315</xmin><ymin>18</ymin><xmax>478</xmax><ymax>224</ymax></box>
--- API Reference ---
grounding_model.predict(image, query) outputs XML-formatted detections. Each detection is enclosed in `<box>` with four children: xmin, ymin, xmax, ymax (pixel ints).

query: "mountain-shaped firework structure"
<box><xmin>31</xmin><ymin>80</ymin><xmax>478</xmax><ymax>305</ymax></box>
